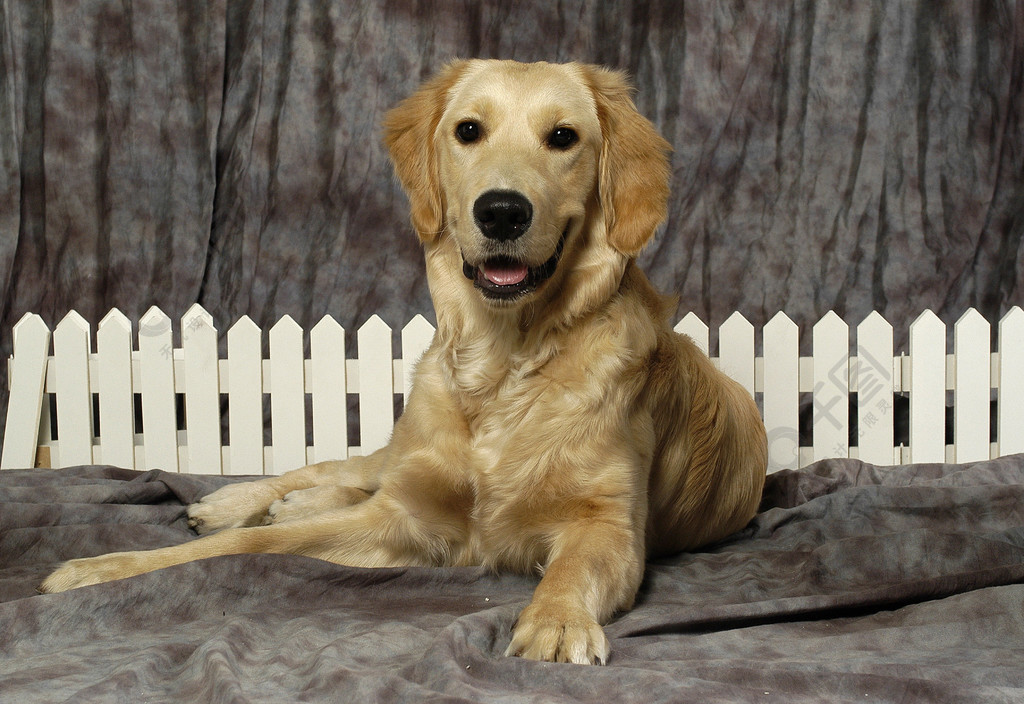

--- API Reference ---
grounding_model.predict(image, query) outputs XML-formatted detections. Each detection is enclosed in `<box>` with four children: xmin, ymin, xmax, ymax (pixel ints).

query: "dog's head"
<box><xmin>384</xmin><ymin>60</ymin><xmax>670</xmax><ymax>309</ymax></box>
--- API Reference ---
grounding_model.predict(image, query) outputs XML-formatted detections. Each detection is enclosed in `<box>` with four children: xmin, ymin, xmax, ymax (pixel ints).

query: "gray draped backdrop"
<box><xmin>1</xmin><ymin>1</ymin><xmax>1022</xmax><ymax>431</ymax></box>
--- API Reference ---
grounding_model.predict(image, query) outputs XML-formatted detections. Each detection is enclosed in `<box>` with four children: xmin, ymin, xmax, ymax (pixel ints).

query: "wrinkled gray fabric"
<box><xmin>2</xmin><ymin>1</ymin><xmax>1023</xmax><ymax>432</ymax></box>
<box><xmin>1</xmin><ymin>457</ymin><xmax>1023</xmax><ymax>702</ymax></box>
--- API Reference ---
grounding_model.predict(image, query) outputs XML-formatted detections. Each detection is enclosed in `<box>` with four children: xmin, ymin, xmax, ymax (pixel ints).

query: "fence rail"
<box><xmin>3</xmin><ymin>305</ymin><xmax>1023</xmax><ymax>474</ymax></box>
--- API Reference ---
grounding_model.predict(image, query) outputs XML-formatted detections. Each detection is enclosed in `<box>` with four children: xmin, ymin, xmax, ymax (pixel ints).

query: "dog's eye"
<box><xmin>547</xmin><ymin>127</ymin><xmax>578</xmax><ymax>150</ymax></box>
<box><xmin>455</xmin><ymin>121</ymin><xmax>481</xmax><ymax>143</ymax></box>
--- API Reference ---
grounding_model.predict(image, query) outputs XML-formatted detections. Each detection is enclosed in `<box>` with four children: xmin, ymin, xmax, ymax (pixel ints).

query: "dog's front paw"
<box><xmin>505</xmin><ymin>601</ymin><xmax>610</xmax><ymax>665</ymax></box>
<box><xmin>187</xmin><ymin>480</ymin><xmax>281</xmax><ymax>534</ymax></box>
<box><xmin>39</xmin><ymin>553</ymin><xmax>145</xmax><ymax>593</ymax></box>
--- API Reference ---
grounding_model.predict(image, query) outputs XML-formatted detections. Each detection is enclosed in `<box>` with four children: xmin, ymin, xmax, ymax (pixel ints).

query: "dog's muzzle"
<box><xmin>461</xmin><ymin>190</ymin><xmax>568</xmax><ymax>303</ymax></box>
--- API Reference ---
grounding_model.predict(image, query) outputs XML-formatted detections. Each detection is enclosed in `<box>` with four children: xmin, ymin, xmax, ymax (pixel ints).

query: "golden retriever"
<box><xmin>41</xmin><ymin>59</ymin><xmax>767</xmax><ymax>665</ymax></box>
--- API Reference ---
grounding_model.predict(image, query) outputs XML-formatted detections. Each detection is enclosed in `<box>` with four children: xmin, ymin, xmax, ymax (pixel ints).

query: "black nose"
<box><xmin>473</xmin><ymin>190</ymin><xmax>533</xmax><ymax>241</ymax></box>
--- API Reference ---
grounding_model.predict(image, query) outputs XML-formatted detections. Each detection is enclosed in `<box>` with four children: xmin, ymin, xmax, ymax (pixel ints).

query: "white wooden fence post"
<box><xmin>269</xmin><ymin>315</ymin><xmax>307</xmax><ymax>474</ymax></box>
<box><xmin>1</xmin><ymin>314</ymin><xmax>50</xmax><ymax>469</ymax></box>
<box><xmin>226</xmin><ymin>316</ymin><xmax>264</xmax><ymax>475</ymax></box>
<box><xmin>812</xmin><ymin>311</ymin><xmax>849</xmax><ymax>461</ymax></box>
<box><xmin>96</xmin><ymin>309</ymin><xmax>135</xmax><ymax>469</ymax></box>
<box><xmin>856</xmin><ymin>311</ymin><xmax>895</xmax><ymax>465</ymax></box>
<box><xmin>400</xmin><ymin>315</ymin><xmax>435</xmax><ymax>401</ymax></box>
<box><xmin>719</xmin><ymin>312</ymin><xmax>755</xmax><ymax>397</ymax></box>
<box><xmin>138</xmin><ymin>307</ymin><xmax>178</xmax><ymax>471</ymax></box>
<box><xmin>310</xmin><ymin>316</ymin><xmax>348</xmax><ymax>464</ymax></box>
<box><xmin>357</xmin><ymin>315</ymin><xmax>393</xmax><ymax>455</ymax></box>
<box><xmin>182</xmin><ymin>304</ymin><xmax>221</xmax><ymax>474</ymax></box>
<box><xmin>998</xmin><ymin>307</ymin><xmax>1024</xmax><ymax>456</ymax></box>
<box><xmin>909</xmin><ymin>310</ymin><xmax>946</xmax><ymax>463</ymax></box>
<box><xmin>53</xmin><ymin>311</ymin><xmax>94</xmax><ymax>467</ymax></box>
<box><xmin>953</xmin><ymin>309</ymin><xmax>991</xmax><ymax>462</ymax></box>
<box><xmin>675</xmin><ymin>312</ymin><xmax>709</xmax><ymax>356</ymax></box>
<box><xmin>762</xmin><ymin>312</ymin><xmax>799</xmax><ymax>472</ymax></box>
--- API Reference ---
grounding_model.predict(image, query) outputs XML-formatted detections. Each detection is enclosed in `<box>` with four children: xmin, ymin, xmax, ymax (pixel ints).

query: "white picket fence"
<box><xmin>2</xmin><ymin>305</ymin><xmax>1023</xmax><ymax>475</ymax></box>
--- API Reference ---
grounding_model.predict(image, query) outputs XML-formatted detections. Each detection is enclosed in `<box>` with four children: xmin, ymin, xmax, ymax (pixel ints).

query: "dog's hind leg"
<box><xmin>40</xmin><ymin>487</ymin><xmax>465</xmax><ymax>593</ymax></box>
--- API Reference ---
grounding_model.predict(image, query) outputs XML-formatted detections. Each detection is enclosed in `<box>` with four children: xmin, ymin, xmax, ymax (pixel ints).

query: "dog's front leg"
<box><xmin>505</xmin><ymin>506</ymin><xmax>645</xmax><ymax>665</ymax></box>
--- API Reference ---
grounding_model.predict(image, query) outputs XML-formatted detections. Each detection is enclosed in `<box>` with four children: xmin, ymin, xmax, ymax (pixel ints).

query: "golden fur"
<box><xmin>41</xmin><ymin>60</ymin><xmax>767</xmax><ymax>666</ymax></box>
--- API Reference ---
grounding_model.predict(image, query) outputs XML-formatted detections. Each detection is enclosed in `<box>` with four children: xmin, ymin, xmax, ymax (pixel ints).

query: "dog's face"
<box><xmin>385</xmin><ymin>60</ymin><xmax>671</xmax><ymax>309</ymax></box>
<box><xmin>436</xmin><ymin>62</ymin><xmax>602</xmax><ymax>304</ymax></box>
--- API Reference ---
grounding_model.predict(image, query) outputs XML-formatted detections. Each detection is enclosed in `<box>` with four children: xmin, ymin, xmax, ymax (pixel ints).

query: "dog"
<box><xmin>41</xmin><ymin>59</ymin><xmax>767</xmax><ymax>665</ymax></box>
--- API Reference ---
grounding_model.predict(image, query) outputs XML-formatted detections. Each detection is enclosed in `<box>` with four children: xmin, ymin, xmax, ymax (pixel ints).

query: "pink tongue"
<box><xmin>482</xmin><ymin>263</ymin><xmax>529</xmax><ymax>286</ymax></box>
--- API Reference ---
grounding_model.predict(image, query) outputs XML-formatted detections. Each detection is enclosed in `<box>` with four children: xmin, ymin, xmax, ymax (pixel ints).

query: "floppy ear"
<box><xmin>383</xmin><ymin>61</ymin><xmax>469</xmax><ymax>242</ymax></box>
<box><xmin>581</xmin><ymin>65</ymin><xmax>672</xmax><ymax>257</ymax></box>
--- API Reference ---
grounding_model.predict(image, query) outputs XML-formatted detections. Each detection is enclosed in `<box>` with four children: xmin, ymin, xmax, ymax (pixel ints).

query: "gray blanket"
<box><xmin>2</xmin><ymin>457</ymin><xmax>1023</xmax><ymax>702</ymax></box>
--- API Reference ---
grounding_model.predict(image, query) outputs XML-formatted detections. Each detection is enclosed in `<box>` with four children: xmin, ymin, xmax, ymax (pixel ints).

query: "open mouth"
<box><xmin>462</xmin><ymin>229</ymin><xmax>568</xmax><ymax>302</ymax></box>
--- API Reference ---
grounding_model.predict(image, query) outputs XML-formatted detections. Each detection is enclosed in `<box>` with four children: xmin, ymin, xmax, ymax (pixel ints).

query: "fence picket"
<box><xmin>1</xmin><ymin>314</ymin><xmax>50</xmax><ymax>469</ymax></box>
<box><xmin>52</xmin><ymin>312</ymin><xmax>93</xmax><ymax>467</ymax></box>
<box><xmin>856</xmin><ymin>311</ymin><xmax>895</xmax><ymax>465</ymax></box>
<box><xmin>270</xmin><ymin>316</ymin><xmax>306</xmax><ymax>473</ymax></box>
<box><xmin>953</xmin><ymin>309</ymin><xmax>991</xmax><ymax>462</ymax></box>
<box><xmin>357</xmin><ymin>315</ymin><xmax>394</xmax><ymax>455</ymax></box>
<box><xmin>226</xmin><ymin>316</ymin><xmax>264</xmax><ymax>475</ymax></box>
<box><xmin>96</xmin><ymin>310</ymin><xmax>135</xmax><ymax>469</ymax></box>
<box><xmin>310</xmin><ymin>316</ymin><xmax>347</xmax><ymax>464</ymax></box>
<box><xmin>909</xmin><ymin>310</ymin><xmax>946</xmax><ymax>463</ymax></box>
<box><xmin>998</xmin><ymin>307</ymin><xmax>1024</xmax><ymax>456</ymax></box>
<box><xmin>719</xmin><ymin>313</ymin><xmax>755</xmax><ymax>396</ymax></box>
<box><xmin>182</xmin><ymin>305</ymin><xmax>221</xmax><ymax>474</ymax></box>
<box><xmin>401</xmin><ymin>315</ymin><xmax>435</xmax><ymax>400</ymax></box>
<box><xmin>762</xmin><ymin>312</ymin><xmax>799</xmax><ymax>472</ymax></box>
<box><xmin>138</xmin><ymin>307</ymin><xmax>178</xmax><ymax>471</ymax></box>
<box><xmin>675</xmin><ymin>312</ymin><xmax>709</xmax><ymax>356</ymax></box>
<box><xmin>812</xmin><ymin>311</ymin><xmax>849</xmax><ymax>461</ymax></box>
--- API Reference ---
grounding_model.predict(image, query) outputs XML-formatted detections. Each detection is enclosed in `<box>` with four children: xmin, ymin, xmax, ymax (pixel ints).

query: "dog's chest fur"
<box><xmin>431</xmin><ymin>307</ymin><xmax>655</xmax><ymax>570</ymax></box>
<box><xmin>444</xmin><ymin>315</ymin><xmax>634</xmax><ymax>438</ymax></box>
